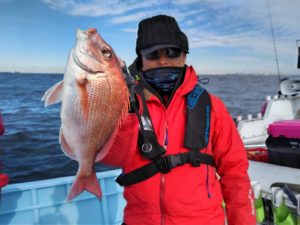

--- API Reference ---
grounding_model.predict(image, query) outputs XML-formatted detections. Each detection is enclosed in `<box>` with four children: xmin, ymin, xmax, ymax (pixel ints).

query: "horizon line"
<box><xmin>0</xmin><ymin>71</ymin><xmax>298</xmax><ymax>77</ymax></box>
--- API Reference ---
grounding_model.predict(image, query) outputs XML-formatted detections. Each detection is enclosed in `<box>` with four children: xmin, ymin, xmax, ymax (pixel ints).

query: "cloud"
<box><xmin>41</xmin><ymin>0</ymin><xmax>300</xmax><ymax>70</ymax></box>
<box><xmin>173</xmin><ymin>0</ymin><xmax>224</xmax><ymax>6</ymax></box>
<box><xmin>41</xmin><ymin>0</ymin><xmax>300</xmax><ymax>40</ymax></box>
<box><xmin>109</xmin><ymin>11</ymin><xmax>152</xmax><ymax>25</ymax></box>
<box><xmin>120</xmin><ymin>28</ymin><xmax>137</xmax><ymax>33</ymax></box>
<box><xmin>173</xmin><ymin>0</ymin><xmax>300</xmax><ymax>62</ymax></box>
<box><xmin>41</xmin><ymin>0</ymin><xmax>161</xmax><ymax>17</ymax></box>
<box><xmin>0</xmin><ymin>0</ymin><xmax>16</xmax><ymax>3</ymax></box>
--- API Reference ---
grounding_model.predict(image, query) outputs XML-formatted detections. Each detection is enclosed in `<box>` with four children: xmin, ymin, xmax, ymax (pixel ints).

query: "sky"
<box><xmin>0</xmin><ymin>0</ymin><xmax>300</xmax><ymax>75</ymax></box>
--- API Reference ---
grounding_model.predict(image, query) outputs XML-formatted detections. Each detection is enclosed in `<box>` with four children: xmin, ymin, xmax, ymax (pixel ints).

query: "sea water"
<box><xmin>0</xmin><ymin>73</ymin><xmax>281</xmax><ymax>183</ymax></box>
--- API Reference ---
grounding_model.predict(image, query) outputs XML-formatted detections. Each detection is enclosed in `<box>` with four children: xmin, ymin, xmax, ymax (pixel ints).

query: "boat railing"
<box><xmin>0</xmin><ymin>169</ymin><xmax>125</xmax><ymax>225</ymax></box>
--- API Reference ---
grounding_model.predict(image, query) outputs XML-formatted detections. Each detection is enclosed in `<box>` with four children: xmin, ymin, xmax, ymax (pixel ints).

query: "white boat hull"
<box><xmin>237</xmin><ymin>93</ymin><xmax>300</xmax><ymax>147</ymax></box>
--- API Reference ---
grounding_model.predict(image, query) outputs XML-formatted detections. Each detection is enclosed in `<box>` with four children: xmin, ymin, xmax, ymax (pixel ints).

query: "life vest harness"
<box><xmin>116</xmin><ymin>68</ymin><xmax>214</xmax><ymax>187</ymax></box>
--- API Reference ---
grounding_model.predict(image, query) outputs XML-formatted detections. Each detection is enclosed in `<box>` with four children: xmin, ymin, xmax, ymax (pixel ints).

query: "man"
<box><xmin>102</xmin><ymin>15</ymin><xmax>256</xmax><ymax>225</ymax></box>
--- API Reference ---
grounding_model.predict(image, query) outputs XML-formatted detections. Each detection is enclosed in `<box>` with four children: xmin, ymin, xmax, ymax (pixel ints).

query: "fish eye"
<box><xmin>101</xmin><ymin>48</ymin><xmax>112</xmax><ymax>59</ymax></box>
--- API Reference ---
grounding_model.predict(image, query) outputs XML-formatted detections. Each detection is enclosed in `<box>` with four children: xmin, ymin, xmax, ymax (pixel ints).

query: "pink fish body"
<box><xmin>42</xmin><ymin>28</ymin><xmax>129</xmax><ymax>201</ymax></box>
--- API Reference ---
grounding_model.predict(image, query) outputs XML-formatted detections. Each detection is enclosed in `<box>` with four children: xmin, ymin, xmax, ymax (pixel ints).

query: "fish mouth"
<box><xmin>72</xmin><ymin>50</ymin><xmax>104</xmax><ymax>75</ymax></box>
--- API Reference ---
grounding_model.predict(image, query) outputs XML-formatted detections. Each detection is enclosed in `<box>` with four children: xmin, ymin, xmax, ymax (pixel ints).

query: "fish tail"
<box><xmin>67</xmin><ymin>171</ymin><xmax>102</xmax><ymax>201</ymax></box>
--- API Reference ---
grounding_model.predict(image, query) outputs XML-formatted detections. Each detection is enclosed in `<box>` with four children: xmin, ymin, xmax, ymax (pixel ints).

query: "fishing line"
<box><xmin>296</xmin><ymin>40</ymin><xmax>300</xmax><ymax>69</ymax></box>
<box><xmin>266</xmin><ymin>0</ymin><xmax>281</xmax><ymax>83</ymax></box>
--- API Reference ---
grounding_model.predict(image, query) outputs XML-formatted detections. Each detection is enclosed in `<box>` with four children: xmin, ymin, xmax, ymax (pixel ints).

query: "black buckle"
<box><xmin>155</xmin><ymin>156</ymin><xmax>172</xmax><ymax>174</ymax></box>
<box><xmin>155</xmin><ymin>154</ymin><xmax>184</xmax><ymax>174</ymax></box>
<box><xmin>170</xmin><ymin>154</ymin><xmax>184</xmax><ymax>167</ymax></box>
<box><xmin>190</xmin><ymin>152</ymin><xmax>202</xmax><ymax>167</ymax></box>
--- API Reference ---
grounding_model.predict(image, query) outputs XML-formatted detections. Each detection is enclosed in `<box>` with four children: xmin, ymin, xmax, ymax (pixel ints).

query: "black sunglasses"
<box><xmin>144</xmin><ymin>47</ymin><xmax>183</xmax><ymax>60</ymax></box>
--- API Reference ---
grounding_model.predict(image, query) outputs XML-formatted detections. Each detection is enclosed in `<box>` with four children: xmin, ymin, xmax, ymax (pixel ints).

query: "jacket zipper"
<box><xmin>160</xmin><ymin>174</ymin><xmax>166</xmax><ymax>225</ymax></box>
<box><xmin>160</xmin><ymin>117</ymin><xmax>168</xmax><ymax>225</ymax></box>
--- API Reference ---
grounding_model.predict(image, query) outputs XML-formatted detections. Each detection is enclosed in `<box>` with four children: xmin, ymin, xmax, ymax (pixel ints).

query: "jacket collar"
<box><xmin>175</xmin><ymin>66</ymin><xmax>198</xmax><ymax>96</ymax></box>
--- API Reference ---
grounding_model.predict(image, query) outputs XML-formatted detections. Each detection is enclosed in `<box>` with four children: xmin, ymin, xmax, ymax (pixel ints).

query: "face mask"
<box><xmin>142</xmin><ymin>67</ymin><xmax>183</xmax><ymax>94</ymax></box>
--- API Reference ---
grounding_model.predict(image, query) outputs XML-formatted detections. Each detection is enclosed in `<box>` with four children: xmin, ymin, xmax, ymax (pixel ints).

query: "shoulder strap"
<box><xmin>134</xmin><ymin>85</ymin><xmax>166</xmax><ymax>159</ymax></box>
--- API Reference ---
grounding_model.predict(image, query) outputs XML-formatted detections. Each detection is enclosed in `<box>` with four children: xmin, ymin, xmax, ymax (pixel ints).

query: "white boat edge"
<box><xmin>0</xmin><ymin>169</ymin><xmax>126</xmax><ymax>225</ymax></box>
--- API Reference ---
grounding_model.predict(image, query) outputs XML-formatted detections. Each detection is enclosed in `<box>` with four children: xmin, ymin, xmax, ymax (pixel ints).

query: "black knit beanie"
<box><xmin>136</xmin><ymin>15</ymin><xmax>189</xmax><ymax>55</ymax></box>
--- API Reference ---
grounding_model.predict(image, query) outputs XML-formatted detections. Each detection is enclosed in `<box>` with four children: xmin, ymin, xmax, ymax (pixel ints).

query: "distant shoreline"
<box><xmin>0</xmin><ymin>72</ymin><xmax>63</xmax><ymax>76</ymax></box>
<box><xmin>0</xmin><ymin>71</ymin><xmax>297</xmax><ymax>77</ymax></box>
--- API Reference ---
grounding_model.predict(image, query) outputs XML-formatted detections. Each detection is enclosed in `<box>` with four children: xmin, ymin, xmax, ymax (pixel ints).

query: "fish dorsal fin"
<box><xmin>41</xmin><ymin>80</ymin><xmax>64</xmax><ymax>107</ymax></box>
<box><xmin>119</xmin><ymin>83</ymin><xmax>130</xmax><ymax>127</ymax></box>
<box><xmin>118</xmin><ymin>57</ymin><xmax>125</xmax><ymax>68</ymax></box>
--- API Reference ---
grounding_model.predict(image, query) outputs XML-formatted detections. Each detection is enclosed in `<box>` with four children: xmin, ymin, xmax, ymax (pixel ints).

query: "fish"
<box><xmin>41</xmin><ymin>28</ymin><xmax>129</xmax><ymax>201</ymax></box>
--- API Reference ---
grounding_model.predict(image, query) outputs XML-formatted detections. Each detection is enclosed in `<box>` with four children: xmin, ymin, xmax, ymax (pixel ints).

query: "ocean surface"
<box><xmin>0</xmin><ymin>73</ymin><xmax>283</xmax><ymax>184</ymax></box>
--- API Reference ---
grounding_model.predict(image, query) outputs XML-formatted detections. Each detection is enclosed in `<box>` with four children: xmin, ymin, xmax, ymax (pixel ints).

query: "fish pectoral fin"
<box><xmin>67</xmin><ymin>172</ymin><xmax>102</xmax><ymax>201</ymax></box>
<box><xmin>59</xmin><ymin>131</ymin><xmax>76</xmax><ymax>160</ymax></box>
<box><xmin>75</xmin><ymin>72</ymin><xmax>88</xmax><ymax>85</ymax></box>
<box><xmin>41</xmin><ymin>80</ymin><xmax>64</xmax><ymax>107</ymax></box>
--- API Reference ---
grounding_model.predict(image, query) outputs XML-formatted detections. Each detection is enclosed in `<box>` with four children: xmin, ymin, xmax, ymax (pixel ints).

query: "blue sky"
<box><xmin>0</xmin><ymin>0</ymin><xmax>300</xmax><ymax>75</ymax></box>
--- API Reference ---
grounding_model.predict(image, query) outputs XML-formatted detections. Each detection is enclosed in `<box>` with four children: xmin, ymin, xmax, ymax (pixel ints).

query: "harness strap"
<box><xmin>116</xmin><ymin>151</ymin><xmax>214</xmax><ymax>186</ymax></box>
<box><xmin>135</xmin><ymin>85</ymin><xmax>166</xmax><ymax>159</ymax></box>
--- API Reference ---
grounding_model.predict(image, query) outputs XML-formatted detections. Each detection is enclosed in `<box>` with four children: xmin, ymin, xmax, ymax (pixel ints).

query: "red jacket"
<box><xmin>102</xmin><ymin>66</ymin><xmax>256</xmax><ymax>225</ymax></box>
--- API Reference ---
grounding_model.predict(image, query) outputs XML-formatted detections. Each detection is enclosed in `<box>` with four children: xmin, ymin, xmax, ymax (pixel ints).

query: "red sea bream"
<box><xmin>42</xmin><ymin>28</ymin><xmax>129</xmax><ymax>201</ymax></box>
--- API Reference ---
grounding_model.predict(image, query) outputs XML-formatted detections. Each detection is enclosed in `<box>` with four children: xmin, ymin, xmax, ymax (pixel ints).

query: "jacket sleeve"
<box><xmin>210</xmin><ymin>95</ymin><xmax>256</xmax><ymax>225</ymax></box>
<box><xmin>101</xmin><ymin>114</ymin><xmax>139</xmax><ymax>168</ymax></box>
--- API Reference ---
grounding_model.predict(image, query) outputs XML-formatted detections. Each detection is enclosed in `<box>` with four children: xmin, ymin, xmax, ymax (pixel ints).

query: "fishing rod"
<box><xmin>266</xmin><ymin>0</ymin><xmax>281</xmax><ymax>83</ymax></box>
<box><xmin>297</xmin><ymin>40</ymin><xmax>300</xmax><ymax>69</ymax></box>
